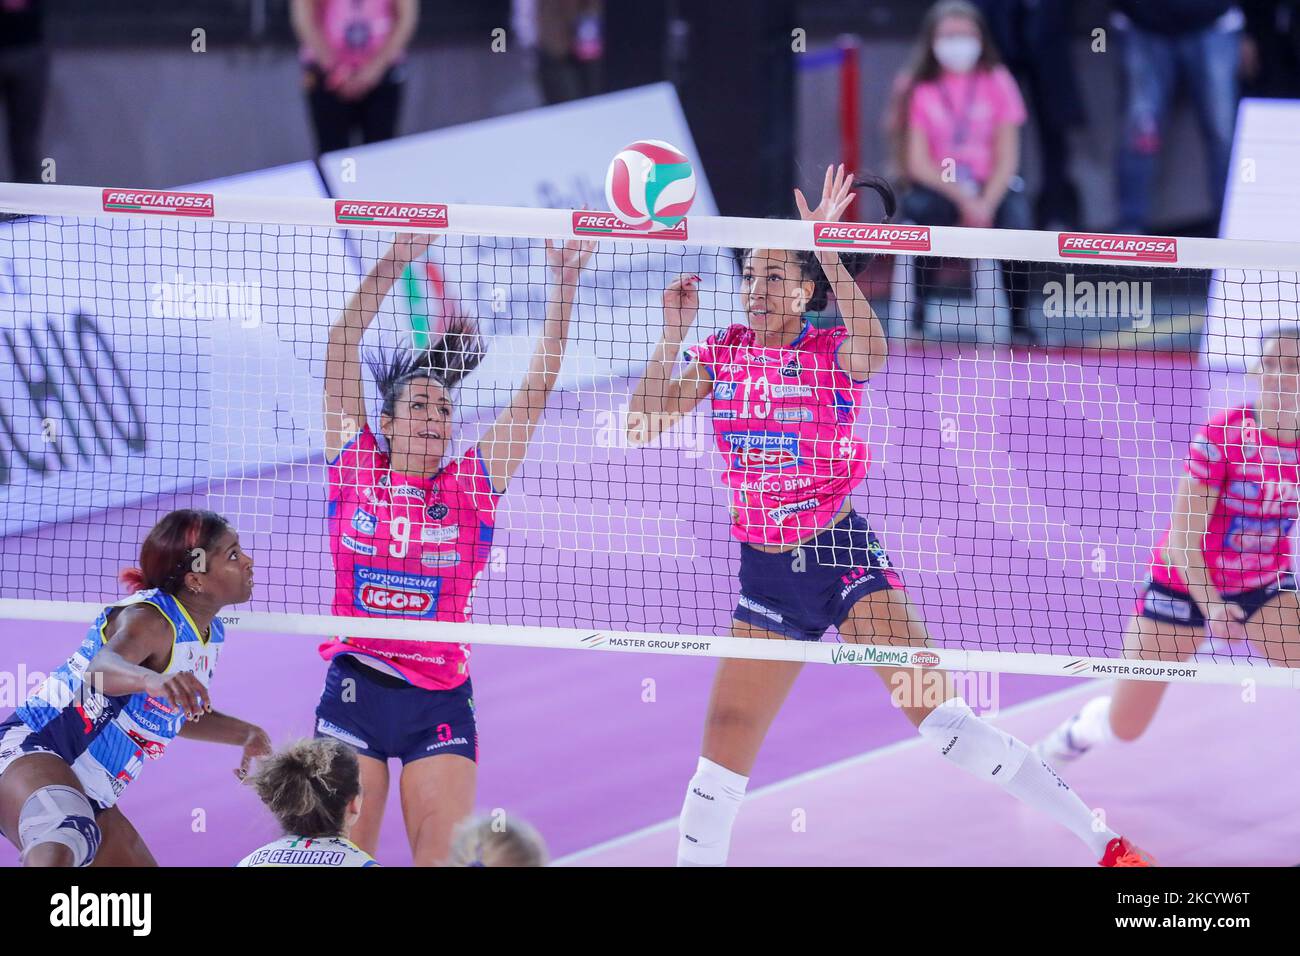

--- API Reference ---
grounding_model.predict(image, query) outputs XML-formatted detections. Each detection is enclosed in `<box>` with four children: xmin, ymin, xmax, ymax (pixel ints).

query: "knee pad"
<box><xmin>18</xmin><ymin>785</ymin><xmax>101</xmax><ymax>867</ymax></box>
<box><xmin>917</xmin><ymin>696</ymin><xmax>1031</xmax><ymax>784</ymax></box>
<box><xmin>678</xmin><ymin>757</ymin><xmax>747</xmax><ymax>867</ymax></box>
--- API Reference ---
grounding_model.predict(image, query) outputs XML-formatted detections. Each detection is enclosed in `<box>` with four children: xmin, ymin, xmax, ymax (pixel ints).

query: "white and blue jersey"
<box><xmin>2</xmin><ymin>588</ymin><xmax>222</xmax><ymax>810</ymax></box>
<box><xmin>236</xmin><ymin>835</ymin><xmax>380</xmax><ymax>867</ymax></box>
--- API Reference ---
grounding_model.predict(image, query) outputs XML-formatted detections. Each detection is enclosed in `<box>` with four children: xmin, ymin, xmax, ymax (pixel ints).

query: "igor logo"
<box><xmin>426</xmin><ymin>502</ymin><xmax>449</xmax><ymax>521</ymax></box>
<box><xmin>359</xmin><ymin>585</ymin><xmax>433</xmax><ymax>614</ymax></box>
<box><xmin>779</xmin><ymin>356</ymin><xmax>802</xmax><ymax>378</ymax></box>
<box><xmin>354</xmin><ymin>568</ymin><xmax>440</xmax><ymax>617</ymax></box>
<box><xmin>724</xmin><ymin>432</ymin><xmax>799</xmax><ymax>470</ymax></box>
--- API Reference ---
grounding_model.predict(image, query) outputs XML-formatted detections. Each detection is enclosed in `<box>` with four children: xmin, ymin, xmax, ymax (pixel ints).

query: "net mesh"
<box><xmin>0</xmin><ymin>194</ymin><xmax>1296</xmax><ymax>682</ymax></box>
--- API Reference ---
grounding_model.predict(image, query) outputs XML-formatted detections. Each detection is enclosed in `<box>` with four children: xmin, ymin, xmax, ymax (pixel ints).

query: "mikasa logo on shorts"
<box><xmin>102</xmin><ymin>189</ymin><xmax>214</xmax><ymax>217</ymax></box>
<box><xmin>335</xmin><ymin>201</ymin><xmax>448</xmax><ymax>228</ymax></box>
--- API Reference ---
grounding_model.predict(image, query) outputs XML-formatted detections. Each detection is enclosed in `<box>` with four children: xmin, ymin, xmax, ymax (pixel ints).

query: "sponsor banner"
<box><xmin>1057</xmin><ymin>232</ymin><xmax>1178</xmax><ymax>263</ymax></box>
<box><xmin>334</xmin><ymin>200</ymin><xmax>448</xmax><ymax>228</ymax></box>
<box><xmin>102</xmin><ymin>189</ymin><xmax>214</xmax><ymax>218</ymax></box>
<box><xmin>813</xmin><ymin>222</ymin><xmax>931</xmax><ymax>252</ymax></box>
<box><xmin>571</xmin><ymin>211</ymin><xmax>688</xmax><ymax>240</ymax></box>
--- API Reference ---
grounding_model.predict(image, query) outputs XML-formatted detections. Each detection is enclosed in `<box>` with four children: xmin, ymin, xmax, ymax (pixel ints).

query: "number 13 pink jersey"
<box><xmin>687</xmin><ymin>321</ymin><xmax>869</xmax><ymax>546</ymax></box>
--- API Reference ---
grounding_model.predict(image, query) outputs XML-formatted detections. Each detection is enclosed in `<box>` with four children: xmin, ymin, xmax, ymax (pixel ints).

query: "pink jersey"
<box><xmin>907</xmin><ymin>65</ymin><xmax>1026</xmax><ymax>186</ymax></box>
<box><xmin>303</xmin><ymin>0</ymin><xmax>399</xmax><ymax>68</ymax></box>
<box><xmin>319</xmin><ymin>425</ymin><xmax>499</xmax><ymax>691</ymax></box>
<box><xmin>687</xmin><ymin>322</ymin><xmax>869</xmax><ymax>546</ymax></box>
<box><xmin>1149</xmin><ymin>406</ymin><xmax>1300</xmax><ymax>594</ymax></box>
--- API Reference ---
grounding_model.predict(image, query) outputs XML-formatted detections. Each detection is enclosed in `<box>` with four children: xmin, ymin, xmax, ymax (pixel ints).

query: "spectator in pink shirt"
<box><xmin>888</xmin><ymin>0</ymin><xmax>1035</xmax><ymax>342</ymax></box>
<box><xmin>291</xmin><ymin>0</ymin><xmax>418</xmax><ymax>156</ymax></box>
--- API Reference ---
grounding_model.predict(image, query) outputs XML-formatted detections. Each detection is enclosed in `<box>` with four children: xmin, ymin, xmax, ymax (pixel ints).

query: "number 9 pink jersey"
<box><xmin>319</xmin><ymin>425</ymin><xmax>500</xmax><ymax>691</ymax></box>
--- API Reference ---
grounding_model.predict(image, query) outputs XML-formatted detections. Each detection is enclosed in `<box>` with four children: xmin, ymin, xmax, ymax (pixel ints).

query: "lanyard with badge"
<box><xmin>935</xmin><ymin>73</ymin><xmax>980</xmax><ymax>191</ymax></box>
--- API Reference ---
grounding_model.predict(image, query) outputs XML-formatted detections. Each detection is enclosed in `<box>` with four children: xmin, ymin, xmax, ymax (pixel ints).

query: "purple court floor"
<box><xmin>1</xmin><ymin>345</ymin><xmax>1294</xmax><ymax>866</ymax></box>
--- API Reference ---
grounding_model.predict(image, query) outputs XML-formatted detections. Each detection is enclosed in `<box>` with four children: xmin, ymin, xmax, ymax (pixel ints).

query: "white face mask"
<box><xmin>933</xmin><ymin>35</ymin><xmax>982</xmax><ymax>73</ymax></box>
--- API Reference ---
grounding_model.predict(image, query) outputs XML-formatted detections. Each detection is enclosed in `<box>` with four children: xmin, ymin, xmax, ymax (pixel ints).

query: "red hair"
<box><xmin>118</xmin><ymin>510</ymin><xmax>232</xmax><ymax>595</ymax></box>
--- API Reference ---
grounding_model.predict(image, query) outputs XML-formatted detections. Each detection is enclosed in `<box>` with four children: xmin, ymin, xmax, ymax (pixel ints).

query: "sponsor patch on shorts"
<box><xmin>738</xmin><ymin>595</ymin><xmax>783</xmax><ymax>623</ymax></box>
<box><xmin>1142</xmin><ymin>590</ymin><xmax>1195</xmax><ymax>622</ymax></box>
<box><xmin>316</xmin><ymin>718</ymin><xmax>369</xmax><ymax>750</ymax></box>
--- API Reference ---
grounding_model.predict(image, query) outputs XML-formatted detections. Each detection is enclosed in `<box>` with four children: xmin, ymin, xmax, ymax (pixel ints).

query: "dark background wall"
<box><xmin>4</xmin><ymin>0</ymin><xmax>1218</xmax><ymax>231</ymax></box>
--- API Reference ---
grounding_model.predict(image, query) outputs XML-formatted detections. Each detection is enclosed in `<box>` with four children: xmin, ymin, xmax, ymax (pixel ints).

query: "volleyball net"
<box><xmin>1</xmin><ymin>182</ymin><xmax>1299</xmax><ymax>688</ymax></box>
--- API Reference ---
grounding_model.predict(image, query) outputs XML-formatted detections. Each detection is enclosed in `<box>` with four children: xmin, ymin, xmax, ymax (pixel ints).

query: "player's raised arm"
<box><xmin>626</xmin><ymin>273</ymin><xmax>713</xmax><ymax>446</ymax></box>
<box><xmin>324</xmin><ymin>233</ymin><xmax>436</xmax><ymax>459</ymax></box>
<box><xmin>794</xmin><ymin>163</ymin><xmax>889</xmax><ymax>382</ymax></box>
<box><xmin>476</xmin><ymin>238</ymin><xmax>595</xmax><ymax>493</ymax></box>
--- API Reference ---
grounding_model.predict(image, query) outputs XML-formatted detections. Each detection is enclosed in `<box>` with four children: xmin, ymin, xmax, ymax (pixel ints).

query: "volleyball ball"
<box><xmin>604</xmin><ymin>140</ymin><xmax>696</xmax><ymax>230</ymax></box>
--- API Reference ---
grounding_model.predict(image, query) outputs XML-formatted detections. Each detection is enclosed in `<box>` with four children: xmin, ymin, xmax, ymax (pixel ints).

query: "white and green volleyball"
<box><xmin>604</xmin><ymin>139</ymin><xmax>697</xmax><ymax>230</ymax></box>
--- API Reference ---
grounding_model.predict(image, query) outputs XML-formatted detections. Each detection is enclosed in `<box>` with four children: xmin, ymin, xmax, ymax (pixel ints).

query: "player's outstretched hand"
<box><xmin>145</xmin><ymin>670</ymin><xmax>210</xmax><ymax>721</ymax></box>
<box><xmin>236</xmin><ymin>725</ymin><xmax>273</xmax><ymax>781</ymax></box>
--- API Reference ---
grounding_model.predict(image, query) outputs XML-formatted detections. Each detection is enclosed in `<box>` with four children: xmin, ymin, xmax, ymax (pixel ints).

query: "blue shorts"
<box><xmin>314</xmin><ymin>655</ymin><xmax>478</xmax><ymax>764</ymax></box>
<box><xmin>1136</xmin><ymin>573</ymin><xmax>1296</xmax><ymax>628</ymax></box>
<box><xmin>733</xmin><ymin>510</ymin><xmax>904</xmax><ymax>641</ymax></box>
<box><xmin>0</xmin><ymin>714</ymin><xmax>111</xmax><ymax>814</ymax></box>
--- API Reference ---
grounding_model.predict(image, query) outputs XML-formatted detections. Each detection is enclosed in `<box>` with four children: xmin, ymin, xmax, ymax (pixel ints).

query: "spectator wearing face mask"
<box><xmin>887</xmin><ymin>0</ymin><xmax>1035</xmax><ymax>342</ymax></box>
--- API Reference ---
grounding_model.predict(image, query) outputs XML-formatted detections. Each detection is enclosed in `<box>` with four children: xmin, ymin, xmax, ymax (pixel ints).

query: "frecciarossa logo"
<box><xmin>335</xmin><ymin>201</ymin><xmax>449</xmax><ymax>228</ymax></box>
<box><xmin>1058</xmin><ymin>232</ymin><xmax>1178</xmax><ymax>263</ymax></box>
<box><xmin>813</xmin><ymin>222</ymin><xmax>931</xmax><ymax>251</ymax></box>
<box><xmin>571</xmin><ymin>211</ymin><xmax>688</xmax><ymax>240</ymax></box>
<box><xmin>102</xmin><ymin>189</ymin><xmax>214</xmax><ymax>217</ymax></box>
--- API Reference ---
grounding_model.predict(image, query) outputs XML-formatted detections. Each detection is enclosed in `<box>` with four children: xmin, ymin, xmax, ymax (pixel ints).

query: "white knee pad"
<box><xmin>18</xmin><ymin>785</ymin><xmax>102</xmax><ymax>867</ymax></box>
<box><xmin>917</xmin><ymin>696</ymin><xmax>1031</xmax><ymax>784</ymax></box>
<box><xmin>677</xmin><ymin>757</ymin><xmax>748</xmax><ymax>867</ymax></box>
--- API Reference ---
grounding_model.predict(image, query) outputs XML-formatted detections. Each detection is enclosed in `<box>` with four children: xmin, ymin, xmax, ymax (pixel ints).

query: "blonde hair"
<box><xmin>245</xmin><ymin>738</ymin><xmax>360</xmax><ymax>838</ymax></box>
<box><xmin>1253</xmin><ymin>321</ymin><xmax>1300</xmax><ymax>373</ymax></box>
<box><xmin>446</xmin><ymin>813</ymin><xmax>548</xmax><ymax>867</ymax></box>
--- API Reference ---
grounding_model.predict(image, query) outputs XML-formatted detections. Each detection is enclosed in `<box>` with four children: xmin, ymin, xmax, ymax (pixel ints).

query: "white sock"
<box><xmin>919</xmin><ymin>697</ymin><xmax>1119</xmax><ymax>860</ymax></box>
<box><xmin>677</xmin><ymin>756</ymin><xmax>748</xmax><ymax>866</ymax></box>
<box><xmin>1068</xmin><ymin>696</ymin><xmax>1115</xmax><ymax>750</ymax></box>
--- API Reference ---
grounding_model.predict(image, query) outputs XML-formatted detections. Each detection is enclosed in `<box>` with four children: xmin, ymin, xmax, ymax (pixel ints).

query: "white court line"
<box><xmin>553</xmin><ymin>680</ymin><xmax>1098</xmax><ymax>866</ymax></box>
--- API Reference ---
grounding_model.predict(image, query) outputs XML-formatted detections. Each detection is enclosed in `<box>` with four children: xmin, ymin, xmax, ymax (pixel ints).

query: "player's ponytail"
<box><xmin>739</xmin><ymin>172</ymin><xmax>897</xmax><ymax>315</ymax></box>
<box><xmin>121</xmin><ymin>509</ymin><xmax>232</xmax><ymax>595</ymax></box>
<box><xmin>246</xmin><ymin>738</ymin><xmax>361</xmax><ymax>839</ymax></box>
<box><xmin>367</xmin><ymin>316</ymin><xmax>487</xmax><ymax>419</ymax></box>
